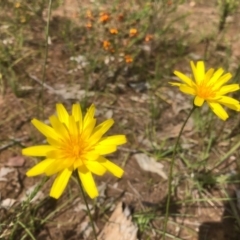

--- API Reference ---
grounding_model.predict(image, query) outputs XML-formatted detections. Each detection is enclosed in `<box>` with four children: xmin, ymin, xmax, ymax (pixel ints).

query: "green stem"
<box><xmin>74</xmin><ymin>171</ymin><xmax>98</xmax><ymax>240</ymax></box>
<box><xmin>163</xmin><ymin>106</ymin><xmax>196</xmax><ymax>238</ymax></box>
<box><xmin>38</xmin><ymin>0</ymin><xmax>52</xmax><ymax>118</ymax></box>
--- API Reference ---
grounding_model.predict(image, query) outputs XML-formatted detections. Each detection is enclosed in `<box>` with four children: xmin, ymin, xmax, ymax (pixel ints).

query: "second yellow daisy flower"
<box><xmin>170</xmin><ymin>61</ymin><xmax>240</xmax><ymax>120</ymax></box>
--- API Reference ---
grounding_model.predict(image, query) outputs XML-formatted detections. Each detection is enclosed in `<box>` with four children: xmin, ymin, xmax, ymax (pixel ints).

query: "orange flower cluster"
<box><xmin>85</xmin><ymin>10</ymin><xmax>94</xmax><ymax>29</ymax></box>
<box><xmin>125</xmin><ymin>55</ymin><xmax>133</xmax><ymax>63</ymax></box>
<box><xmin>109</xmin><ymin>28</ymin><xmax>118</xmax><ymax>34</ymax></box>
<box><xmin>145</xmin><ymin>34</ymin><xmax>153</xmax><ymax>42</ymax></box>
<box><xmin>83</xmin><ymin>9</ymin><xmax>153</xmax><ymax>65</ymax></box>
<box><xmin>103</xmin><ymin>40</ymin><xmax>111</xmax><ymax>50</ymax></box>
<box><xmin>129</xmin><ymin>28</ymin><xmax>137</xmax><ymax>37</ymax></box>
<box><xmin>99</xmin><ymin>12</ymin><xmax>110</xmax><ymax>23</ymax></box>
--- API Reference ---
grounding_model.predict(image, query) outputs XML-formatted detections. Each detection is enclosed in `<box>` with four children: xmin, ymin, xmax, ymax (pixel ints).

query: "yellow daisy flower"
<box><xmin>170</xmin><ymin>61</ymin><xmax>240</xmax><ymax>120</ymax></box>
<box><xmin>22</xmin><ymin>103</ymin><xmax>126</xmax><ymax>199</ymax></box>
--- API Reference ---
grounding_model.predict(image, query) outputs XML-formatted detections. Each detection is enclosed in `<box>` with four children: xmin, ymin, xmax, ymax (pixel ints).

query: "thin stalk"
<box><xmin>74</xmin><ymin>171</ymin><xmax>98</xmax><ymax>240</ymax></box>
<box><xmin>163</xmin><ymin>106</ymin><xmax>196</xmax><ymax>238</ymax></box>
<box><xmin>38</xmin><ymin>0</ymin><xmax>52</xmax><ymax>118</ymax></box>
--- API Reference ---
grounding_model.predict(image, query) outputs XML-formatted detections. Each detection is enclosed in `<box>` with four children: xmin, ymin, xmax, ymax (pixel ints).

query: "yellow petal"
<box><xmin>78</xmin><ymin>166</ymin><xmax>98</xmax><ymax>199</ymax></box>
<box><xmin>72</xmin><ymin>103</ymin><xmax>82</xmax><ymax>123</ymax></box>
<box><xmin>179</xmin><ymin>85</ymin><xmax>196</xmax><ymax>95</ymax></box>
<box><xmin>195</xmin><ymin>61</ymin><xmax>205</xmax><ymax>83</ymax></box>
<box><xmin>83</xmin><ymin>104</ymin><xmax>95</xmax><ymax>130</ymax></box>
<box><xmin>190</xmin><ymin>61</ymin><xmax>198</xmax><ymax>82</ymax></box>
<box><xmin>92</xmin><ymin>119</ymin><xmax>114</xmax><ymax>136</ymax></box>
<box><xmin>217</xmin><ymin>84</ymin><xmax>240</xmax><ymax>95</ymax></box>
<box><xmin>31</xmin><ymin>119</ymin><xmax>59</xmax><ymax>140</ymax></box>
<box><xmin>45</xmin><ymin>159</ymin><xmax>71</xmax><ymax>176</ymax></box>
<box><xmin>88</xmin><ymin>119</ymin><xmax>115</xmax><ymax>146</ymax></box>
<box><xmin>86</xmin><ymin>161</ymin><xmax>107</xmax><ymax>176</ymax></box>
<box><xmin>68</xmin><ymin>115</ymin><xmax>78</xmax><ymax>136</ymax></box>
<box><xmin>212</xmin><ymin>73</ymin><xmax>232</xmax><ymax>90</ymax></box>
<box><xmin>94</xmin><ymin>145</ymin><xmax>117</xmax><ymax>155</ymax></box>
<box><xmin>73</xmin><ymin>159</ymin><xmax>83</xmax><ymax>169</ymax></box>
<box><xmin>209</xmin><ymin>68</ymin><xmax>224</xmax><ymax>85</ymax></box>
<box><xmin>56</xmin><ymin>103</ymin><xmax>69</xmax><ymax>127</ymax></box>
<box><xmin>98</xmin><ymin>135</ymin><xmax>127</xmax><ymax>146</ymax></box>
<box><xmin>194</xmin><ymin>96</ymin><xmax>205</xmax><ymax>107</ymax></box>
<box><xmin>217</xmin><ymin>96</ymin><xmax>240</xmax><ymax>111</ymax></box>
<box><xmin>98</xmin><ymin>157</ymin><xmax>124</xmax><ymax>178</ymax></box>
<box><xmin>50</xmin><ymin>168</ymin><xmax>72</xmax><ymax>199</ymax></box>
<box><xmin>49</xmin><ymin>115</ymin><xmax>69</xmax><ymax>139</ymax></box>
<box><xmin>205</xmin><ymin>68</ymin><xmax>215</xmax><ymax>81</ymax></box>
<box><xmin>81</xmin><ymin>118</ymin><xmax>96</xmax><ymax>139</ymax></box>
<box><xmin>83</xmin><ymin>151</ymin><xmax>100</xmax><ymax>161</ymax></box>
<box><xmin>47</xmin><ymin>137</ymin><xmax>62</xmax><ymax>147</ymax></box>
<box><xmin>191</xmin><ymin>61</ymin><xmax>205</xmax><ymax>84</ymax></box>
<box><xmin>173</xmin><ymin>71</ymin><xmax>194</xmax><ymax>87</ymax></box>
<box><xmin>88</xmin><ymin>131</ymin><xmax>106</xmax><ymax>147</ymax></box>
<box><xmin>26</xmin><ymin>158</ymin><xmax>55</xmax><ymax>176</ymax></box>
<box><xmin>46</xmin><ymin>149</ymin><xmax>64</xmax><ymax>159</ymax></box>
<box><xmin>22</xmin><ymin>145</ymin><xmax>55</xmax><ymax>156</ymax></box>
<box><xmin>207</xmin><ymin>102</ymin><xmax>229</xmax><ymax>120</ymax></box>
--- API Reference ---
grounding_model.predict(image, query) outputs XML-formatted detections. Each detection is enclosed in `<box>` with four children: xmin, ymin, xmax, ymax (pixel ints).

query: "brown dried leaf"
<box><xmin>134</xmin><ymin>153</ymin><xmax>167</xmax><ymax>179</ymax></box>
<box><xmin>99</xmin><ymin>202</ymin><xmax>138</xmax><ymax>240</ymax></box>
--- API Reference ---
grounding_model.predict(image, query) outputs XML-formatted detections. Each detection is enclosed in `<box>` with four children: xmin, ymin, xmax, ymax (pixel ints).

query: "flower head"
<box><xmin>22</xmin><ymin>103</ymin><xmax>126</xmax><ymax>199</ymax></box>
<box><xmin>103</xmin><ymin>40</ymin><xmax>111</xmax><ymax>50</ymax></box>
<box><xmin>125</xmin><ymin>55</ymin><xmax>133</xmax><ymax>63</ymax></box>
<box><xmin>109</xmin><ymin>28</ymin><xmax>118</xmax><ymax>34</ymax></box>
<box><xmin>99</xmin><ymin>12</ymin><xmax>110</xmax><ymax>23</ymax></box>
<box><xmin>129</xmin><ymin>28</ymin><xmax>138</xmax><ymax>37</ymax></box>
<box><xmin>145</xmin><ymin>34</ymin><xmax>153</xmax><ymax>42</ymax></box>
<box><xmin>170</xmin><ymin>61</ymin><xmax>240</xmax><ymax>120</ymax></box>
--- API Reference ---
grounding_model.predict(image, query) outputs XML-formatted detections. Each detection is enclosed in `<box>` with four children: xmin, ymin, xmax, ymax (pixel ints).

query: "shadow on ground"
<box><xmin>198</xmin><ymin>192</ymin><xmax>240</xmax><ymax>240</ymax></box>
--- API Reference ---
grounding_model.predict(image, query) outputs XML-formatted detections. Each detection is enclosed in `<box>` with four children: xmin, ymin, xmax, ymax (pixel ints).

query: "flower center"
<box><xmin>72</xmin><ymin>144</ymin><xmax>81</xmax><ymax>158</ymax></box>
<box><xmin>196</xmin><ymin>80</ymin><xmax>216</xmax><ymax>99</ymax></box>
<box><xmin>63</xmin><ymin>135</ymin><xmax>87</xmax><ymax>160</ymax></box>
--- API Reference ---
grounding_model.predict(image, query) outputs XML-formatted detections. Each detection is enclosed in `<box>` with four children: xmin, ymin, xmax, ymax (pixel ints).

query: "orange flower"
<box><xmin>100</xmin><ymin>12</ymin><xmax>110</xmax><ymax>23</ymax></box>
<box><xmin>145</xmin><ymin>34</ymin><xmax>153</xmax><ymax>42</ymax></box>
<box><xmin>103</xmin><ymin>41</ymin><xmax>111</xmax><ymax>50</ymax></box>
<box><xmin>125</xmin><ymin>55</ymin><xmax>133</xmax><ymax>63</ymax></box>
<box><xmin>129</xmin><ymin>28</ymin><xmax>138</xmax><ymax>37</ymax></box>
<box><xmin>109</xmin><ymin>28</ymin><xmax>118</xmax><ymax>34</ymax></box>
<box><xmin>86</xmin><ymin>10</ymin><xmax>93</xmax><ymax>19</ymax></box>
<box><xmin>86</xmin><ymin>22</ymin><xmax>92</xmax><ymax>29</ymax></box>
